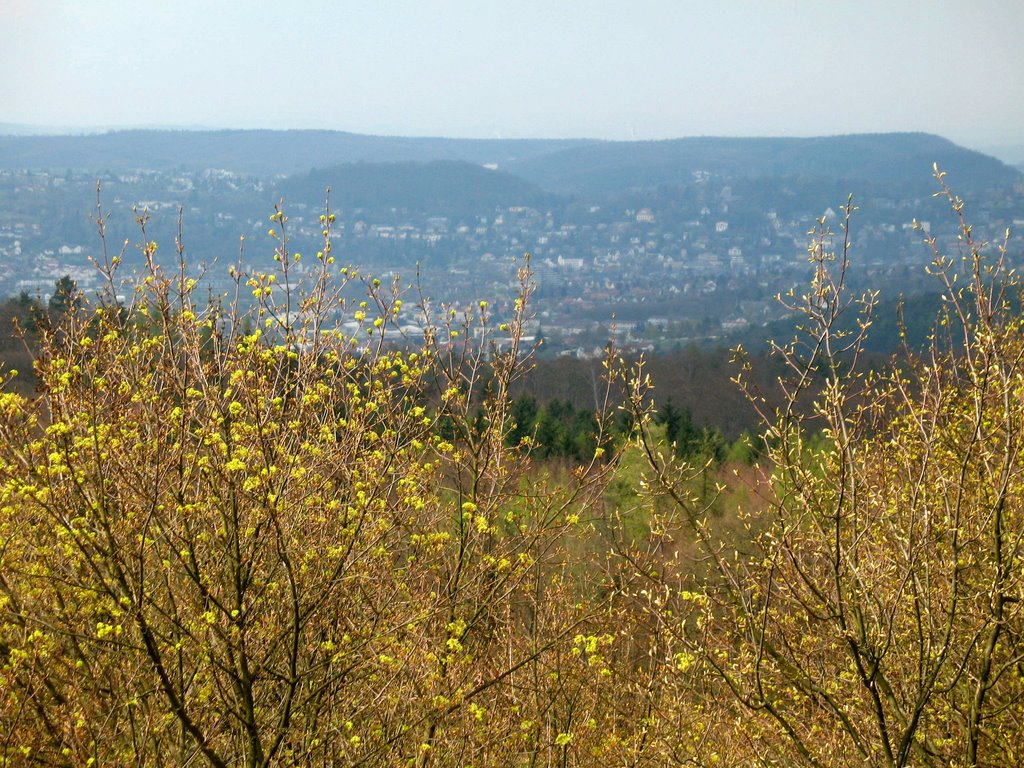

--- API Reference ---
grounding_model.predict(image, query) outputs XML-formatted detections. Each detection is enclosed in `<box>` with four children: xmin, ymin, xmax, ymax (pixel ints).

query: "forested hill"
<box><xmin>0</xmin><ymin>129</ymin><xmax>1018</xmax><ymax>196</ymax></box>
<box><xmin>503</xmin><ymin>133</ymin><xmax>1021</xmax><ymax>194</ymax></box>
<box><xmin>0</xmin><ymin>129</ymin><xmax>595</xmax><ymax>176</ymax></box>
<box><xmin>279</xmin><ymin>160</ymin><xmax>556</xmax><ymax>218</ymax></box>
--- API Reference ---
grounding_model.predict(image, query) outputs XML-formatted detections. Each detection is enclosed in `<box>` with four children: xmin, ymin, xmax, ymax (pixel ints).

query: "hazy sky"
<box><xmin>3</xmin><ymin>0</ymin><xmax>1022</xmax><ymax>151</ymax></box>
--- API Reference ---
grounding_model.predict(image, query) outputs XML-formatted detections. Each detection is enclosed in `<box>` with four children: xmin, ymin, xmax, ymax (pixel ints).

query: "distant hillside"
<box><xmin>279</xmin><ymin>160</ymin><xmax>557</xmax><ymax>218</ymax></box>
<box><xmin>0</xmin><ymin>129</ymin><xmax>595</xmax><ymax>176</ymax></box>
<box><xmin>504</xmin><ymin>133</ymin><xmax>1021</xmax><ymax>194</ymax></box>
<box><xmin>0</xmin><ymin>129</ymin><xmax>1017</xmax><ymax>198</ymax></box>
<box><xmin>732</xmin><ymin>291</ymin><xmax>953</xmax><ymax>355</ymax></box>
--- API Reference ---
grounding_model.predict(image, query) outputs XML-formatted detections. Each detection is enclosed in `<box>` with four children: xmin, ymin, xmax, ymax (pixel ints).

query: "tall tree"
<box><xmin>47</xmin><ymin>274</ymin><xmax>80</xmax><ymax>316</ymax></box>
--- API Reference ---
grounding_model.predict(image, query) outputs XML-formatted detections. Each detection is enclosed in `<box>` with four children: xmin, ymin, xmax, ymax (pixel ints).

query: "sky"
<box><xmin>2</xmin><ymin>0</ymin><xmax>1023</xmax><ymax>154</ymax></box>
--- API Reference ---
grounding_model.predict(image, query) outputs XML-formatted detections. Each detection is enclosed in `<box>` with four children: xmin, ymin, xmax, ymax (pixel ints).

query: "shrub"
<box><xmin>0</xmin><ymin>210</ymin><xmax>622</xmax><ymax>766</ymax></box>
<box><xmin>624</xmin><ymin>173</ymin><xmax>1024</xmax><ymax>766</ymax></box>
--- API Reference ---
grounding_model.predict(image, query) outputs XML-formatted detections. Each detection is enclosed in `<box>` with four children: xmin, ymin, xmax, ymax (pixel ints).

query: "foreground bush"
<box><xmin>626</xmin><ymin>176</ymin><xmax>1024</xmax><ymax>767</ymax></box>
<box><xmin>0</xmin><ymin>215</ymin><xmax>634</xmax><ymax>766</ymax></box>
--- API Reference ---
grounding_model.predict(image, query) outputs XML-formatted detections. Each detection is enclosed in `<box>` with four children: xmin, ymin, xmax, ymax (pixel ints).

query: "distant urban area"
<box><xmin>1</xmin><ymin>130</ymin><xmax>1022</xmax><ymax>357</ymax></box>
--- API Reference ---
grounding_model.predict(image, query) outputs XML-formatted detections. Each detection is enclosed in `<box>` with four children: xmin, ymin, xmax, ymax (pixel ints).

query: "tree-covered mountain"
<box><xmin>279</xmin><ymin>160</ymin><xmax>557</xmax><ymax>218</ymax></box>
<box><xmin>503</xmin><ymin>133</ymin><xmax>1021</xmax><ymax>194</ymax></box>
<box><xmin>0</xmin><ymin>129</ymin><xmax>595</xmax><ymax>176</ymax></box>
<box><xmin>0</xmin><ymin>130</ymin><xmax>1018</xmax><ymax>197</ymax></box>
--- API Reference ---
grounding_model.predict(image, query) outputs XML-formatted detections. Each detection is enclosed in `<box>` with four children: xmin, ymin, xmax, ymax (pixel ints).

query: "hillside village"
<box><xmin>1</xmin><ymin>145</ymin><xmax>1022</xmax><ymax>357</ymax></box>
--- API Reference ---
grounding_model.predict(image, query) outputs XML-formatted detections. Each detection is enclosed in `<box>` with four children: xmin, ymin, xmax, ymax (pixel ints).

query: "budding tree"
<box><xmin>0</xmin><ymin>208</ymin><xmax>623</xmax><ymax>767</ymax></box>
<box><xmin>624</xmin><ymin>173</ymin><xmax>1024</xmax><ymax>767</ymax></box>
